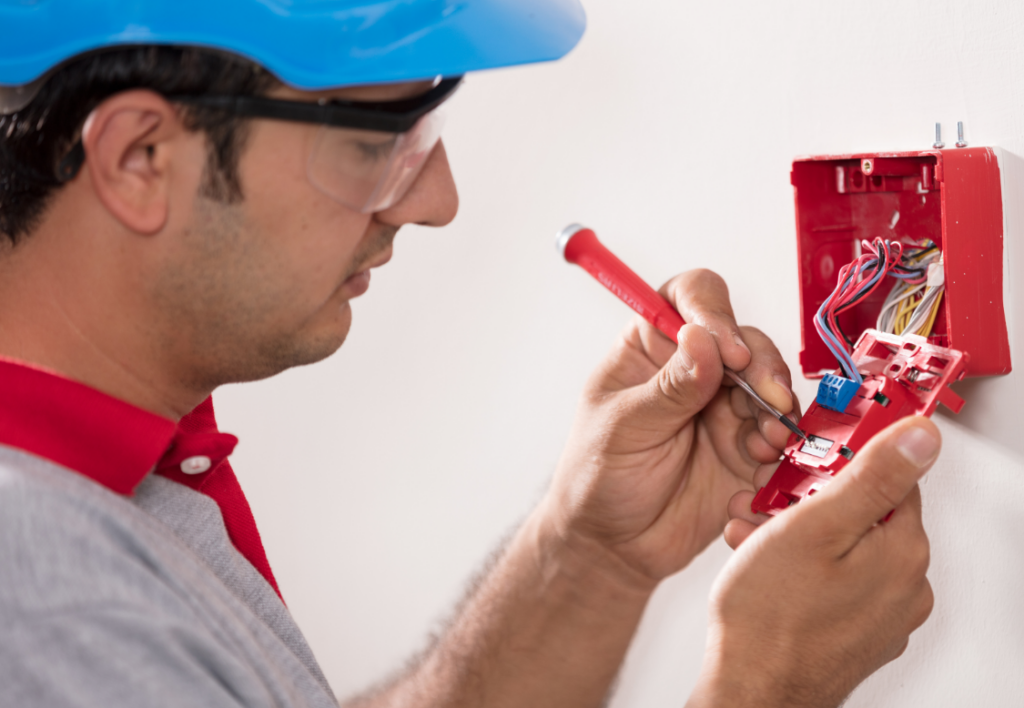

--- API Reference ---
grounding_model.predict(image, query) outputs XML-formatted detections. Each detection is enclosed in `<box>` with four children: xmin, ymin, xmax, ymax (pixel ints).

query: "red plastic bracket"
<box><xmin>751</xmin><ymin>329</ymin><xmax>968</xmax><ymax>516</ymax></box>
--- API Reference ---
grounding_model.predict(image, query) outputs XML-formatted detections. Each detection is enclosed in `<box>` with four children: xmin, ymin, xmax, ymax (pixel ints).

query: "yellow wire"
<box><xmin>884</xmin><ymin>241</ymin><xmax>941</xmax><ymax>336</ymax></box>
<box><xmin>916</xmin><ymin>291</ymin><xmax>944</xmax><ymax>337</ymax></box>
<box><xmin>885</xmin><ymin>242</ymin><xmax>935</xmax><ymax>336</ymax></box>
<box><xmin>894</xmin><ymin>294</ymin><xmax>920</xmax><ymax>335</ymax></box>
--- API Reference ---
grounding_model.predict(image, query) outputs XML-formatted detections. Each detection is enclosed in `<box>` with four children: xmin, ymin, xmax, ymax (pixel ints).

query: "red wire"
<box><xmin>823</xmin><ymin>239</ymin><xmax>905</xmax><ymax>353</ymax></box>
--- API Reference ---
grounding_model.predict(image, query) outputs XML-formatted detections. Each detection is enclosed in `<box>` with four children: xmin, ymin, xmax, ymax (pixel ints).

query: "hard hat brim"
<box><xmin>0</xmin><ymin>0</ymin><xmax>587</xmax><ymax>90</ymax></box>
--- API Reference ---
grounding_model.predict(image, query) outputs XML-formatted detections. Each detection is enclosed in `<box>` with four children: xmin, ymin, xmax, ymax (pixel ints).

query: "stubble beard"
<box><xmin>154</xmin><ymin>194</ymin><xmax>399</xmax><ymax>392</ymax></box>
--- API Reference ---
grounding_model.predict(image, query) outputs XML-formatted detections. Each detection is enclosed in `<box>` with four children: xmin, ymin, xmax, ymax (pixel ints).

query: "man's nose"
<box><xmin>376</xmin><ymin>139</ymin><xmax>458</xmax><ymax>228</ymax></box>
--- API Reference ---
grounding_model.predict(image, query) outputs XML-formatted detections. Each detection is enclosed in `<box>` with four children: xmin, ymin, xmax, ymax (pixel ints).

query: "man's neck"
<box><xmin>0</xmin><ymin>223</ymin><xmax>209</xmax><ymax>421</ymax></box>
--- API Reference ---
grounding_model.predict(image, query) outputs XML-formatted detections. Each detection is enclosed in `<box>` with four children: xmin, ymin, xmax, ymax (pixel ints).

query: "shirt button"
<box><xmin>180</xmin><ymin>456</ymin><xmax>212</xmax><ymax>475</ymax></box>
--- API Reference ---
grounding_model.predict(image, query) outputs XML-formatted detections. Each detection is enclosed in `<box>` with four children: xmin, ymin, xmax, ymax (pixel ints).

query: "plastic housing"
<box><xmin>792</xmin><ymin>148</ymin><xmax>1009</xmax><ymax>379</ymax></box>
<box><xmin>751</xmin><ymin>330</ymin><xmax>968</xmax><ymax>516</ymax></box>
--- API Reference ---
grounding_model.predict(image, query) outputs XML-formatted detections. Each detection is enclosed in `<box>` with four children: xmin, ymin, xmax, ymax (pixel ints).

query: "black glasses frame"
<box><xmin>172</xmin><ymin>75</ymin><xmax>462</xmax><ymax>133</ymax></box>
<box><xmin>55</xmin><ymin>76</ymin><xmax>463</xmax><ymax>184</ymax></box>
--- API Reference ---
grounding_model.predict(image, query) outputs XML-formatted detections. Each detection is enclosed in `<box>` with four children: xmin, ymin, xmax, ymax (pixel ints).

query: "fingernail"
<box><xmin>763</xmin><ymin>376</ymin><xmax>793</xmax><ymax>412</ymax></box>
<box><xmin>896</xmin><ymin>426</ymin><xmax>940</xmax><ymax>468</ymax></box>
<box><xmin>772</xmin><ymin>375</ymin><xmax>793</xmax><ymax>401</ymax></box>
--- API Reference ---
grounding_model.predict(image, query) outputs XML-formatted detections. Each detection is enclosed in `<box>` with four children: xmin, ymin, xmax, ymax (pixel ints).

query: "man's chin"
<box><xmin>217</xmin><ymin>309</ymin><xmax>352</xmax><ymax>385</ymax></box>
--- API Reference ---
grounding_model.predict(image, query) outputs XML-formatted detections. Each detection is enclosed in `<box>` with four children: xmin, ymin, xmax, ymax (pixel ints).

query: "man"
<box><xmin>0</xmin><ymin>1</ymin><xmax>937</xmax><ymax>706</ymax></box>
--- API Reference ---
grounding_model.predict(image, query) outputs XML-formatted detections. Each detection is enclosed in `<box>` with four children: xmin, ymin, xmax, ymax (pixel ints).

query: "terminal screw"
<box><xmin>956</xmin><ymin>121</ymin><xmax>968</xmax><ymax>148</ymax></box>
<box><xmin>933</xmin><ymin>122</ymin><xmax>944</xmax><ymax>149</ymax></box>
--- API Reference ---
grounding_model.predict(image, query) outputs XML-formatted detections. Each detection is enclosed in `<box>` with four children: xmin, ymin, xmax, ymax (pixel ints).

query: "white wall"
<box><xmin>215</xmin><ymin>1</ymin><xmax>1024</xmax><ymax>705</ymax></box>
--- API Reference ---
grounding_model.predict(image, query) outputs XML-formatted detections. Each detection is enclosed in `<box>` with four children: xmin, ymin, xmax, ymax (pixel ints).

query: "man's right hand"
<box><xmin>687</xmin><ymin>416</ymin><xmax>940</xmax><ymax>708</ymax></box>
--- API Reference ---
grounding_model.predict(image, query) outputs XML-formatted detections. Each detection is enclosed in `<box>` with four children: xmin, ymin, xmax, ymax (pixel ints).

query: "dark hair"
<box><xmin>0</xmin><ymin>46</ymin><xmax>280</xmax><ymax>243</ymax></box>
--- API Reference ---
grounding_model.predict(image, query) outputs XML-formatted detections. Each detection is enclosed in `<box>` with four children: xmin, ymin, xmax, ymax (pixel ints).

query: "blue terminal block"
<box><xmin>816</xmin><ymin>374</ymin><xmax>861</xmax><ymax>413</ymax></box>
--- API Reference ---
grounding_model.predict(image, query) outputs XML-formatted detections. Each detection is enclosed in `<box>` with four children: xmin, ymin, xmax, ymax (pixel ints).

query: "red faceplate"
<box><xmin>751</xmin><ymin>329</ymin><xmax>968</xmax><ymax>516</ymax></box>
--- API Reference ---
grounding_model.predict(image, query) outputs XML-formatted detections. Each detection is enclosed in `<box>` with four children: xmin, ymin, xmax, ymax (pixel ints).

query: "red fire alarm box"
<box><xmin>792</xmin><ymin>148</ymin><xmax>1010</xmax><ymax>378</ymax></box>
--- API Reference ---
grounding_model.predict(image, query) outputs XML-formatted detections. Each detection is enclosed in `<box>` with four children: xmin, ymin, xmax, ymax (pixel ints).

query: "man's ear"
<box><xmin>80</xmin><ymin>89</ymin><xmax>198</xmax><ymax>235</ymax></box>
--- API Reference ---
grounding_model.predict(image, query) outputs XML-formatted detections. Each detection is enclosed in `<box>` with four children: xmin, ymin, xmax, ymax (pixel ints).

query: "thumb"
<box><xmin>798</xmin><ymin>417</ymin><xmax>941</xmax><ymax>551</ymax></box>
<box><xmin>617</xmin><ymin>323</ymin><xmax>723</xmax><ymax>432</ymax></box>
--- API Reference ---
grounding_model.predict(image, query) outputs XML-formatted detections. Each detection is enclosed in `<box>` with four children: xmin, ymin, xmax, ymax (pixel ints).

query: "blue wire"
<box><xmin>816</xmin><ymin>239</ymin><xmax>934</xmax><ymax>385</ymax></box>
<box><xmin>817</xmin><ymin>318</ymin><xmax>861</xmax><ymax>382</ymax></box>
<box><xmin>815</xmin><ymin>293</ymin><xmax>862</xmax><ymax>383</ymax></box>
<box><xmin>814</xmin><ymin>247</ymin><xmax>890</xmax><ymax>385</ymax></box>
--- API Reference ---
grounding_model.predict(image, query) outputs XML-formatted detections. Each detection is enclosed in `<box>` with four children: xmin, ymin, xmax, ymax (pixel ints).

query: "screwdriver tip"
<box><xmin>780</xmin><ymin>415</ymin><xmax>808</xmax><ymax>441</ymax></box>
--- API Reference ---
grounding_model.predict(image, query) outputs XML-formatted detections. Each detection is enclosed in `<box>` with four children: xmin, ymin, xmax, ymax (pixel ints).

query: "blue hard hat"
<box><xmin>0</xmin><ymin>0</ymin><xmax>586</xmax><ymax>90</ymax></box>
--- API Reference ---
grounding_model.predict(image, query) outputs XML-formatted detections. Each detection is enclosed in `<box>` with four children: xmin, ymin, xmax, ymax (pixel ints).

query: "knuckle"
<box><xmin>739</xmin><ymin>325</ymin><xmax>766</xmax><ymax>340</ymax></box>
<box><xmin>908</xmin><ymin>535</ymin><xmax>932</xmax><ymax>576</ymax></box>
<box><xmin>917</xmin><ymin>581</ymin><xmax>936</xmax><ymax>625</ymax></box>
<box><xmin>905</xmin><ymin>580</ymin><xmax>935</xmax><ymax>633</ymax></box>
<box><xmin>743</xmin><ymin>424</ymin><xmax>774</xmax><ymax>464</ymax></box>
<box><xmin>892</xmin><ymin>528</ymin><xmax>930</xmax><ymax>576</ymax></box>
<box><xmin>753</xmin><ymin>461</ymin><xmax>781</xmax><ymax>490</ymax></box>
<box><xmin>729</xmin><ymin>386</ymin><xmax>751</xmax><ymax>418</ymax></box>
<box><xmin>687</xmin><ymin>267</ymin><xmax>726</xmax><ymax>289</ymax></box>
<box><xmin>581</xmin><ymin>373</ymin><xmax>615</xmax><ymax>407</ymax></box>
<box><xmin>655</xmin><ymin>367</ymin><xmax>694</xmax><ymax>407</ymax></box>
<box><xmin>855</xmin><ymin>467</ymin><xmax>905</xmax><ymax>513</ymax></box>
<box><xmin>737</xmin><ymin>327</ymin><xmax>787</xmax><ymax>372</ymax></box>
<box><xmin>849</xmin><ymin>453</ymin><xmax>912</xmax><ymax>512</ymax></box>
<box><xmin>892</xmin><ymin>638</ymin><xmax>911</xmax><ymax>660</ymax></box>
<box><xmin>670</xmin><ymin>270</ymin><xmax>733</xmax><ymax>313</ymax></box>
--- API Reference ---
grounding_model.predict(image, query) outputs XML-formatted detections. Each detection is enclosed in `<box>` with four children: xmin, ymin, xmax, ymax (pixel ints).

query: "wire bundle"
<box><xmin>876</xmin><ymin>241</ymin><xmax>944</xmax><ymax>338</ymax></box>
<box><xmin>814</xmin><ymin>238</ymin><xmax>939</xmax><ymax>384</ymax></box>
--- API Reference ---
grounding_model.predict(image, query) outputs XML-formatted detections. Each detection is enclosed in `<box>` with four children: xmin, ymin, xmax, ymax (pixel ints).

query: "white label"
<box><xmin>800</xmin><ymin>435</ymin><xmax>835</xmax><ymax>458</ymax></box>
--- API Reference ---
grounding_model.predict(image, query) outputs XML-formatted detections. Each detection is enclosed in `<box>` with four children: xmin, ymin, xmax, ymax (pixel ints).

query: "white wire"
<box><xmin>874</xmin><ymin>246</ymin><xmax>942</xmax><ymax>335</ymax></box>
<box><xmin>877</xmin><ymin>283</ymin><xmax>924</xmax><ymax>333</ymax></box>
<box><xmin>904</xmin><ymin>285</ymin><xmax>944</xmax><ymax>335</ymax></box>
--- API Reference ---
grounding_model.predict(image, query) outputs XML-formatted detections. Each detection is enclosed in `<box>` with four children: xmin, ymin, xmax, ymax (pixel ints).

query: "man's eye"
<box><xmin>354</xmin><ymin>138</ymin><xmax>396</xmax><ymax>162</ymax></box>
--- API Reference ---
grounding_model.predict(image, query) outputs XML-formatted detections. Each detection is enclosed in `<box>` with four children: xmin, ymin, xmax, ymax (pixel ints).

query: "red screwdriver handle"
<box><xmin>558</xmin><ymin>224</ymin><xmax>686</xmax><ymax>342</ymax></box>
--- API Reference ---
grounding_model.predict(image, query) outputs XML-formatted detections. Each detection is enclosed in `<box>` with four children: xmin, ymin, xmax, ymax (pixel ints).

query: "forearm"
<box><xmin>343</xmin><ymin>498</ymin><xmax>656</xmax><ymax>708</ymax></box>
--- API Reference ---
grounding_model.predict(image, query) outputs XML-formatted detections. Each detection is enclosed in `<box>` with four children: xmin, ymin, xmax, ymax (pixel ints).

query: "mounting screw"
<box><xmin>956</xmin><ymin>121</ymin><xmax>967</xmax><ymax>148</ymax></box>
<box><xmin>933</xmin><ymin>122</ymin><xmax>944</xmax><ymax>149</ymax></box>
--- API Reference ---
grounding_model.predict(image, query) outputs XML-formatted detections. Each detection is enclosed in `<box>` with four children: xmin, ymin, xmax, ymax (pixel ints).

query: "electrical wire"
<box><xmin>814</xmin><ymin>238</ymin><xmax>939</xmax><ymax>384</ymax></box>
<box><xmin>876</xmin><ymin>240</ymin><xmax>944</xmax><ymax>338</ymax></box>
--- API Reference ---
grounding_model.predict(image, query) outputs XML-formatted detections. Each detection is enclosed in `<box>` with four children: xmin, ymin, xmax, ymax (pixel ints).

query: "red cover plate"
<box><xmin>751</xmin><ymin>329</ymin><xmax>968</xmax><ymax>516</ymax></box>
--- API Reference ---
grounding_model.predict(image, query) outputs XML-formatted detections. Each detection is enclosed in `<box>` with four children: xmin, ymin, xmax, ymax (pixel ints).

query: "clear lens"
<box><xmin>307</xmin><ymin>106</ymin><xmax>447</xmax><ymax>213</ymax></box>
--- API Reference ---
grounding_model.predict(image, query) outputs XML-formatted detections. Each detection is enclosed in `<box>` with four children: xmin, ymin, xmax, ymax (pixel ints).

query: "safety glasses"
<box><xmin>56</xmin><ymin>76</ymin><xmax>461</xmax><ymax>213</ymax></box>
<box><xmin>173</xmin><ymin>76</ymin><xmax>461</xmax><ymax>213</ymax></box>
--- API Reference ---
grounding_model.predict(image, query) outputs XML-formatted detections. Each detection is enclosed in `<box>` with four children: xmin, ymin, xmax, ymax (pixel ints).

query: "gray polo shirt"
<box><xmin>0</xmin><ymin>444</ymin><xmax>338</xmax><ymax>707</ymax></box>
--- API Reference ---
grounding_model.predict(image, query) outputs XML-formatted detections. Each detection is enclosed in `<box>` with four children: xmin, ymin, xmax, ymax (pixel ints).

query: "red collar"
<box><xmin>0</xmin><ymin>357</ymin><xmax>281</xmax><ymax>598</ymax></box>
